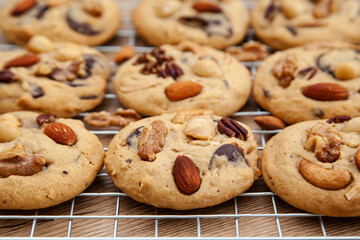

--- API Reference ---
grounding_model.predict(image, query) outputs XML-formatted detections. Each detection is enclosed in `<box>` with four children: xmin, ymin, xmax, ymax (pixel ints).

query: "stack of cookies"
<box><xmin>1</xmin><ymin>0</ymin><xmax>360</xmax><ymax>218</ymax></box>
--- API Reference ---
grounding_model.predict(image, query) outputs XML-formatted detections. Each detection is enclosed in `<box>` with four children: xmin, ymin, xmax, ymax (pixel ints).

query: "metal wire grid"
<box><xmin>0</xmin><ymin>0</ymin><xmax>360</xmax><ymax>239</ymax></box>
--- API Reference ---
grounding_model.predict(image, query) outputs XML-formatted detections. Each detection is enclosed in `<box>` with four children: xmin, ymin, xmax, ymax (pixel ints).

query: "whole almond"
<box><xmin>173</xmin><ymin>155</ymin><xmax>201</xmax><ymax>195</ymax></box>
<box><xmin>11</xmin><ymin>0</ymin><xmax>37</xmax><ymax>16</ymax></box>
<box><xmin>44</xmin><ymin>122</ymin><xmax>77</xmax><ymax>146</ymax></box>
<box><xmin>302</xmin><ymin>83</ymin><xmax>348</xmax><ymax>101</ymax></box>
<box><xmin>114</xmin><ymin>46</ymin><xmax>135</xmax><ymax>63</ymax></box>
<box><xmin>165</xmin><ymin>81</ymin><xmax>202</xmax><ymax>101</ymax></box>
<box><xmin>254</xmin><ymin>115</ymin><xmax>286</xmax><ymax>130</ymax></box>
<box><xmin>192</xmin><ymin>1</ymin><xmax>222</xmax><ymax>13</ymax></box>
<box><xmin>4</xmin><ymin>54</ymin><xmax>40</xmax><ymax>69</ymax></box>
<box><xmin>355</xmin><ymin>149</ymin><xmax>360</xmax><ymax>171</ymax></box>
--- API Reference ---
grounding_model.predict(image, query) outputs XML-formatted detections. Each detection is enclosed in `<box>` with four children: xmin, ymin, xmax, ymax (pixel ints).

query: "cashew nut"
<box><xmin>27</xmin><ymin>35</ymin><xmax>54</xmax><ymax>53</ymax></box>
<box><xmin>192</xmin><ymin>58</ymin><xmax>223</xmax><ymax>78</ymax></box>
<box><xmin>172</xmin><ymin>109</ymin><xmax>213</xmax><ymax>124</ymax></box>
<box><xmin>183</xmin><ymin>116</ymin><xmax>216</xmax><ymax>140</ymax></box>
<box><xmin>299</xmin><ymin>159</ymin><xmax>351</xmax><ymax>190</ymax></box>
<box><xmin>342</xmin><ymin>118</ymin><xmax>360</xmax><ymax>133</ymax></box>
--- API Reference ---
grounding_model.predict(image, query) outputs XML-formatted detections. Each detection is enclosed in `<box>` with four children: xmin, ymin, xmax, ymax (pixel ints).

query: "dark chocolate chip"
<box><xmin>80</xmin><ymin>95</ymin><xmax>98</xmax><ymax>100</ymax></box>
<box><xmin>125</xmin><ymin>159</ymin><xmax>132</xmax><ymax>164</ymax></box>
<box><xmin>29</xmin><ymin>84</ymin><xmax>44</xmax><ymax>98</ymax></box>
<box><xmin>126</xmin><ymin>126</ymin><xmax>144</xmax><ymax>147</ymax></box>
<box><xmin>264</xmin><ymin>2</ymin><xmax>277</xmax><ymax>20</ymax></box>
<box><xmin>286</xmin><ymin>26</ymin><xmax>297</xmax><ymax>36</ymax></box>
<box><xmin>327</xmin><ymin>116</ymin><xmax>352</xmax><ymax>124</ymax></box>
<box><xmin>316</xmin><ymin>53</ymin><xmax>336</xmax><ymax>78</ymax></box>
<box><xmin>263</xmin><ymin>89</ymin><xmax>271</xmax><ymax>98</ymax></box>
<box><xmin>63</xmin><ymin>170</ymin><xmax>68</xmax><ymax>174</ymax></box>
<box><xmin>311</xmin><ymin>108</ymin><xmax>324</xmax><ymax>118</ymax></box>
<box><xmin>66</xmin><ymin>11</ymin><xmax>100</xmax><ymax>35</ymax></box>
<box><xmin>298</xmin><ymin>67</ymin><xmax>317</xmax><ymax>80</ymax></box>
<box><xmin>179</xmin><ymin>16</ymin><xmax>209</xmax><ymax>27</ymax></box>
<box><xmin>209</xmin><ymin>144</ymin><xmax>248</xmax><ymax>169</ymax></box>
<box><xmin>36</xmin><ymin>4</ymin><xmax>49</xmax><ymax>19</ymax></box>
<box><xmin>0</xmin><ymin>70</ymin><xmax>15</xmax><ymax>83</ymax></box>
<box><xmin>223</xmin><ymin>80</ymin><xmax>230</xmax><ymax>89</ymax></box>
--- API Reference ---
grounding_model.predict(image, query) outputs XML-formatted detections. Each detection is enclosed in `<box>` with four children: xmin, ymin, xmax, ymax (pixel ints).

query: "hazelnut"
<box><xmin>53</xmin><ymin>43</ymin><xmax>82</xmax><ymax>61</ymax></box>
<box><xmin>0</xmin><ymin>120</ymin><xmax>21</xmax><ymax>143</ymax></box>
<box><xmin>335</xmin><ymin>61</ymin><xmax>359</xmax><ymax>80</ymax></box>
<box><xmin>192</xmin><ymin>58</ymin><xmax>223</xmax><ymax>78</ymax></box>
<box><xmin>0</xmin><ymin>113</ymin><xmax>21</xmax><ymax>127</ymax></box>
<box><xmin>27</xmin><ymin>35</ymin><xmax>54</xmax><ymax>53</ymax></box>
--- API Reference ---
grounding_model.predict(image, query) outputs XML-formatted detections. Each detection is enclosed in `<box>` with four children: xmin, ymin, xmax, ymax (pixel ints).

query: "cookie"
<box><xmin>132</xmin><ymin>0</ymin><xmax>249</xmax><ymax>49</ymax></box>
<box><xmin>105</xmin><ymin>110</ymin><xmax>260</xmax><ymax>210</ymax></box>
<box><xmin>0</xmin><ymin>111</ymin><xmax>104</xmax><ymax>210</ymax></box>
<box><xmin>113</xmin><ymin>41</ymin><xmax>252</xmax><ymax>117</ymax></box>
<box><xmin>0</xmin><ymin>0</ymin><xmax>121</xmax><ymax>46</ymax></box>
<box><xmin>251</xmin><ymin>0</ymin><xmax>360</xmax><ymax>50</ymax></box>
<box><xmin>0</xmin><ymin>35</ymin><xmax>111</xmax><ymax>118</ymax></box>
<box><xmin>261</xmin><ymin>116</ymin><xmax>360</xmax><ymax>217</ymax></box>
<box><xmin>253</xmin><ymin>41</ymin><xmax>360</xmax><ymax>124</ymax></box>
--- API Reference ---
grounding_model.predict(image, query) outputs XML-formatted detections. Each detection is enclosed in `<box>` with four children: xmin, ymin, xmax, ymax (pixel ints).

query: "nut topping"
<box><xmin>138</xmin><ymin>120</ymin><xmax>167</xmax><ymax>161</ymax></box>
<box><xmin>114</xmin><ymin>46</ymin><xmax>135</xmax><ymax>64</ymax></box>
<box><xmin>44</xmin><ymin>122</ymin><xmax>77</xmax><ymax>146</ymax></box>
<box><xmin>304</xmin><ymin>123</ymin><xmax>341</xmax><ymax>163</ymax></box>
<box><xmin>173</xmin><ymin>155</ymin><xmax>201</xmax><ymax>195</ymax></box>
<box><xmin>313</xmin><ymin>0</ymin><xmax>337</xmax><ymax>19</ymax></box>
<box><xmin>0</xmin><ymin>70</ymin><xmax>15</xmax><ymax>83</ymax></box>
<box><xmin>36</xmin><ymin>114</ymin><xmax>57</xmax><ymax>126</ymax></box>
<box><xmin>49</xmin><ymin>61</ymin><xmax>82</xmax><ymax>82</ymax></box>
<box><xmin>154</xmin><ymin>0</ymin><xmax>181</xmax><ymax>18</ymax></box>
<box><xmin>11</xmin><ymin>0</ymin><xmax>37</xmax><ymax>16</ymax></box>
<box><xmin>192</xmin><ymin>1</ymin><xmax>222</xmax><ymax>13</ymax></box>
<box><xmin>84</xmin><ymin>108</ymin><xmax>141</xmax><ymax>127</ymax></box>
<box><xmin>299</xmin><ymin>159</ymin><xmax>350</xmax><ymax>190</ymax></box>
<box><xmin>302</xmin><ymin>83</ymin><xmax>348</xmax><ymax>101</ymax></box>
<box><xmin>355</xmin><ymin>149</ymin><xmax>360</xmax><ymax>172</ymax></box>
<box><xmin>342</xmin><ymin>118</ymin><xmax>360</xmax><ymax>132</ymax></box>
<box><xmin>254</xmin><ymin>115</ymin><xmax>286</xmax><ymax>130</ymax></box>
<box><xmin>27</xmin><ymin>35</ymin><xmax>53</xmax><ymax>53</ymax></box>
<box><xmin>225</xmin><ymin>41</ymin><xmax>269</xmax><ymax>62</ymax></box>
<box><xmin>272</xmin><ymin>54</ymin><xmax>298</xmax><ymax>88</ymax></box>
<box><xmin>183</xmin><ymin>116</ymin><xmax>216</xmax><ymax>140</ymax></box>
<box><xmin>335</xmin><ymin>61</ymin><xmax>359</xmax><ymax>80</ymax></box>
<box><xmin>83</xmin><ymin>0</ymin><xmax>103</xmax><ymax>17</ymax></box>
<box><xmin>217</xmin><ymin>117</ymin><xmax>248</xmax><ymax>140</ymax></box>
<box><xmin>0</xmin><ymin>155</ymin><xmax>45</xmax><ymax>178</ymax></box>
<box><xmin>165</xmin><ymin>81</ymin><xmax>203</xmax><ymax>101</ymax></box>
<box><xmin>192</xmin><ymin>58</ymin><xmax>222</xmax><ymax>77</ymax></box>
<box><xmin>0</xmin><ymin>115</ymin><xmax>21</xmax><ymax>143</ymax></box>
<box><xmin>327</xmin><ymin>116</ymin><xmax>352</xmax><ymax>124</ymax></box>
<box><xmin>4</xmin><ymin>54</ymin><xmax>40</xmax><ymax>69</ymax></box>
<box><xmin>172</xmin><ymin>109</ymin><xmax>213</xmax><ymax>124</ymax></box>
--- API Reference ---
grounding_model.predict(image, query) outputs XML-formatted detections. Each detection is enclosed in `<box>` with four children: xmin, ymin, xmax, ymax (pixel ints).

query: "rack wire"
<box><xmin>1</xmin><ymin>0</ymin><xmax>360</xmax><ymax>239</ymax></box>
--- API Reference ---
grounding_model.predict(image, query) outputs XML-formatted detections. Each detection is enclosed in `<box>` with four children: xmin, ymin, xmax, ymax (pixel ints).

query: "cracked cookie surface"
<box><xmin>132</xmin><ymin>0</ymin><xmax>249</xmax><ymax>49</ymax></box>
<box><xmin>105</xmin><ymin>110</ymin><xmax>260</xmax><ymax>210</ymax></box>
<box><xmin>0</xmin><ymin>111</ymin><xmax>104</xmax><ymax>210</ymax></box>
<box><xmin>0</xmin><ymin>36</ymin><xmax>111</xmax><ymax>117</ymax></box>
<box><xmin>113</xmin><ymin>41</ymin><xmax>251</xmax><ymax>117</ymax></box>
<box><xmin>0</xmin><ymin>0</ymin><xmax>121</xmax><ymax>46</ymax></box>
<box><xmin>253</xmin><ymin>41</ymin><xmax>360</xmax><ymax>124</ymax></box>
<box><xmin>251</xmin><ymin>0</ymin><xmax>360</xmax><ymax>49</ymax></box>
<box><xmin>262</xmin><ymin>117</ymin><xmax>360</xmax><ymax>216</ymax></box>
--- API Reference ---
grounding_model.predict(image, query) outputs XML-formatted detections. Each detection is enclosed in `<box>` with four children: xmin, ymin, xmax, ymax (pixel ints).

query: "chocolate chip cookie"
<box><xmin>105</xmin><ymin>110</ymin><xmax>260</xmax><ymax>210</ymax></box>
<box><xmin>113</xmin><ymin>41</ymin><xmax>252</xmax><ymax>117</ymax></box>
<box><xmin>0</xmin><ymin>0</ymin><xmax>121</xmax><ymax>46</ymax></box>
<box><xmin>0</xmin><ymin>111</ymin><xmax>104</xmax><ymax>209</ymax></box>
<box><xmin>0</xmin><ymin>35</ymin><xmax>111</xmax><ymax>118</ymax></box>
<box><xmin>262</xmin><ymin>116</ymin><xmax>360</xmax><ymax>216</ymax></box>
<box><xmin>253</xmin><ymin>41</ymin><xmax>360</xmax><ymax>124</ymax></box>
<box><xmin>251</xmin><ymin>0</ymin><xmax>360</xmax><ymax>49</ymax></box>
<box><xmin>132</xmin><ymin>0</ymin><xmax>249</xmax><ymax>49</ymax></box>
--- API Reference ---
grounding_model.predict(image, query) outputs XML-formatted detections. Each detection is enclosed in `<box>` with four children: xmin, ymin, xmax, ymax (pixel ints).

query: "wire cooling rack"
<box><xmin>1</xmin><ymin>0</ymin><xmax>360</xmax><ymax>239</ymax></box>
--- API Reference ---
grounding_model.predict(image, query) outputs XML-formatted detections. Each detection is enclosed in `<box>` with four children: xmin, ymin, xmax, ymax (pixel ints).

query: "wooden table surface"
<box><xmin>0</xmin><ymin>0</ymin><xmax>360</xmax><ymax>239</ymax></box>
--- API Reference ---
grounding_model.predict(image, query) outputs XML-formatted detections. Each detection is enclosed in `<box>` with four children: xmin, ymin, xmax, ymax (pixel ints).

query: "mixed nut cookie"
<box><xmin>113</xmin><ymin>41</ymin><xmax>252</xmax><ymax>117</ymax></box>
<box><xmin>0</xmin><ymin>35</ymin><xmax>111</xmax><ymax>118</ymax></box>
<box><xmin>253</xmin><ymin>41</ymin><xmax>360</xmax><ymax>124</ymax></box>
<box><xmin>0</xmin><ymin>0</ymin><xmax>121</xmax><ymax>46</ymax></box>
<box><xmin>251</xmin><ymin>0</ymin><xmax>360</xmax><ymax>49</ymax></box>
<box><xmin>105</xmin><ymin>110</ymin><xmax>260</xmax><ymax>210</ymax></box>
<box><xmin>262</xmin><ymin>116</ymin><xmax>360</xmax><ymax>217</ymax></box>
<box><xmin>0</xmin><ymin>111</ymin><xmax>104</xmax><ymax>209</ymax></box>
<box><xmin>132</xmin><ymin>0</ymin><xmax>249</xmax><ymax>49</ymax></box>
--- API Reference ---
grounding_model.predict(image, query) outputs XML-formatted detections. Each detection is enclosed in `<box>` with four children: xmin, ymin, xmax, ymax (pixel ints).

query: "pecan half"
<box><xmin>304</xmin><ymin>123</ymin><xmax>341</xmax><ymax>163</ymax></box>
<box><xmin>138</xmin><ymin>120</ymin><xmax>167</xmax><ymax>161</ymax></box>
<box><xmin>299</xmin><ymin>159</ymin><xmax>350</xmax><ymax>190</ymax></box>
<box><xmin>298</xmin><ymin>67</ymin><xmax>317</xmax><ymax>80</ymax></box>
<box><xmin>225</xmin><ymin>41</ymin><xmax>269</xmax><ymax>62</ymax></box>
<box><xmin>327</xmin><ymin>116</ymin><xmax>352</xmax><ymax>124</ymax></box>
<box><xmin>272</xmin><ymin>54</ymin><xmax>298</xmax><ymax>88</ymax></box>
<box><xmin>217</xmin><ymin>117</ymin><xmax>248</xmax><ymax>140</ymax></box>
<box><xmin>84</xmin><ymin>108</ymin><xmax>141</xmax><ymax>127</ymax></box>
<box><xmin>0</xmin><ymin>155</ymin><xmax>45</xmax><ymax>178</ymax></box>
<box><xmin>173</xmin><ymin>155</ymin><xmax>201</xmax><ymax>195</ymax></box>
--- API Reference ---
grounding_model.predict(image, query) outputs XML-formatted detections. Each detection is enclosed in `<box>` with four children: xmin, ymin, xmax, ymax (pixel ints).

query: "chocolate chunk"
<box><xmin>126</xmin><ymin>126</ymin><xmax>144</xmax><ymax>147</ymax></box>
<box><xmin>263</xmin><ymin>89</ymin><xmax>271</xmax><ymax>98</ymax></box>
<box><xmin>209</xmin><ymin>144</ymin><xmax>248</xmax><ymax>169</ymax></box>
<box><xmin>125</xmin><ymin>159</ymin><xmax>132</xmax><ymax>164</ymax></box>
<box><xmin>80</xmin><ymin>95</ymin><xmax>98</xmax><ymax>100</ymax></box>
<box><xmin>0</xmin><ymin>70</ymin><xmax>15</xmax><ymax>83</ymax></box>
<box><xmin>66</xmin><ymin>11</ymin><xmax>100</xmax><ymax>35</ymax></box>
<box><xmin>286</xmin><ymin>26</ymin><xmax>297</xmax><ymax>36</ymax></box>
<box><xmin>264</xmin><ymin>2</ymin><xmax>277</xmax><ymax>20</ymax></box>
<box><xmin>64</xmin><ymin>82</ymin><xmax>87</xmax><ymax>87</ymax></box>
<box><xmin>63</xmin><ymin>170</ymin><xmax>68</xmax><ymax>174</ymax></box>
<box><xmin>179</xmin><ymin>16</ymin><xmax>209</xmax><ymax>27</ymax></box>
<box><xmin>311</xmin><ymin>108</ymin><xmax>324</xmax><ymax>118</ymax></box>
<box><xmin>36</xmin><ymin>4</ymin><xmax>49</xmax><ymax>19</ymax></box>
<box><xmin>29</xmin><ymin>84</ymin><xmax>44</xmax><ymax>98</ymax></box>
<box><xmin>327</xmin><ymin>116</ymin><xmax>352</xmax><ymax>124</ymax></box>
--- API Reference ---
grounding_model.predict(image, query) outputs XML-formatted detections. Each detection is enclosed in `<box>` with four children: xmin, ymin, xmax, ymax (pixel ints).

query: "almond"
<box><xmin>173</xmin><ymin>155</ymin><xmax>201</xmax><ymax>195</ymax></box>
<box><xmin>114</xmin><ymin>46</ymin><xmax>135</xmax><ymax>63</ymax></box>
<box><xmin>4</xmin><ymin>54</ymin><xmax>40</xmax><ymax>69</ymax></box>
<box><xmin>83</xmin><ymin>0</ymin><xmax>103</xmax><ymax>17</ymax></box>
<box><xmin>355</xmin><ymin>149</ymin><xmax>360</xmax><ymax>171</ymax></box>
<box><xmin>11</xmin><ymin>0</ymin><xmax>37</xmax><ymax>16</ymax></box>
<box><xmin>192</xmin><ymin>1</ymin><xmax>222</xmax><ymax>13</ymax></box>
<box><xmin>302</xmin><ymin>83</ymin><xmax>348</xmax><ymax>101</ymax></box>
<box><xmin>44</xmin><ymin>122</ymin><xmax>77</xmax><ymax>146</ymax></box>
<box><xmin>254</xmin><ymin>115</ymin><xmax>286</xmax><ymax>130</ymax></box>
<box><xmin>165</xmin><ymin>81</ymin><xmax>202</xmax><ymax>101</ymax></box>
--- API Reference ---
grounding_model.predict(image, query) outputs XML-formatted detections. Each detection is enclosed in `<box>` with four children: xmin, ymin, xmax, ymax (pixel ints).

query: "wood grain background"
<box><xmin>0</xmin><ymin>0</ymin><xmax>360</xmax><ymax>239</ymax></box>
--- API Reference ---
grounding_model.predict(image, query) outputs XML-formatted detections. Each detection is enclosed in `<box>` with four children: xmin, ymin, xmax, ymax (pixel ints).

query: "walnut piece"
<box><xmin>272</xmin><ymin>54</ymin><xmax>298</xmax><ymax>88</ymax></box>
<box><xmin>84</xmin><ymin>108</ymin><xmax>141</xmax><ymax>127</ymax></box>
<box><xmin>225</xmin><ymin>41</ymin><xmax>269</xmax><ymax>62</ymax></box>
